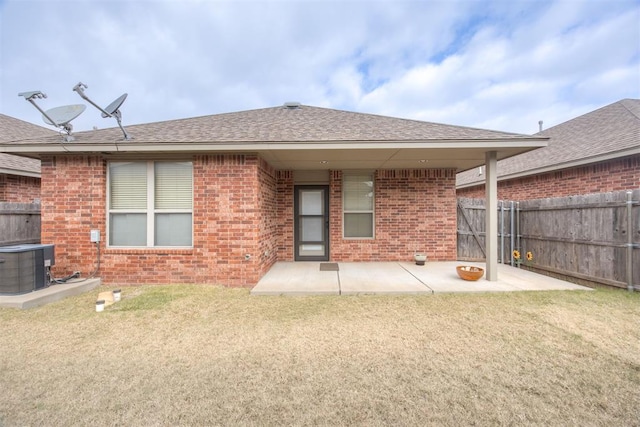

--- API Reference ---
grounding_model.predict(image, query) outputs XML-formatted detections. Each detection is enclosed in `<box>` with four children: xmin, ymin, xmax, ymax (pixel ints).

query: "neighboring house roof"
<box><xmin>457</xmin><ymin>99</ymin><xmax>640</xmax><ymax>188</ymax></box>
<box><xmin>0</xmin><ymin>153</ymin><xmax>40</xmax><ymax>177</ymax></box>
<box><xmin>1</xmin><ymin>104</ymin><xmax>547</xmax><ymax>171</ymax></box>
<box><xmin>0</xmin><ymin>113</ymin><xmax>55</xmax><ymax>177</ymax></box>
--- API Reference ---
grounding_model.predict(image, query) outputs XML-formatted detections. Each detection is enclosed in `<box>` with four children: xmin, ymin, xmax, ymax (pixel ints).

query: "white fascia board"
<box><xmin>0</xmin><ymin>138</ymin><xmax>547</xmax><ymax>154</ymax></box>
<box><xmin>0</xmin><ymin>167</ymin><xmax>41</xmax><ymax>178</ymax></box>
<box><xmin>0</xmin><ymin>144</ymin><xmax>121</xmax><ymax>153</ymax></box>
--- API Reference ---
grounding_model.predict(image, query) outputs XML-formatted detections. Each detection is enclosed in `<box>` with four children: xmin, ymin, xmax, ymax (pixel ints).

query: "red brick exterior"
<box><xmin>257</xmin><ymin>157</ymin><xmax>279</xmax><ymax>277</ymax></box>
<box><xmin>41</xmin><ymin>154</ymin><xmax>279</xmax><ymax>286</ymax></box>
<box><xmin>41</xmin><ymin>155</ymin><xmax>106</xmax><ymax>282</ymax></box>
<box><xmin>457</xmin><ymin>154</ymin><xmax>640</xmax><ymax>200</ymax></box>
<box><xmin>0</xmin><ymin>174</ymin><xmax>41</xmax><ymax>202</ymax></box>
<box><xmin>41</xmin><ymin>154</ymin><xmax>458</xmax><ymax>286</ymax></box>
<box><xmin>276</xmin><ymin>171</ymin><xmax>294</xmax><ymax>260</ymax></box>
<box><xmin>328</xmin><ymin>169</ymin><xmax>457</xmax><ymax>262</ymax></box>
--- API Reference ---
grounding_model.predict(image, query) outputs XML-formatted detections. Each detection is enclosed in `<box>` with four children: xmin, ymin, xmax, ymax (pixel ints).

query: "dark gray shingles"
<box><xmin>0</xmin><ymin>114</ymin><xmax>54</xmax><ymax>174</ymax></box>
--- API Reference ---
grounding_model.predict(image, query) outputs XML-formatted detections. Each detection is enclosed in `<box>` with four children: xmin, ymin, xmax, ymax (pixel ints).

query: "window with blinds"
<box><xmin>343</xmin><ymin>172</ymin><xmax>374</xmax><ymax>238</ymax></box>
<box><xmin>108</xmin><ymin>161</ymin><xmax>193</xmax><ymax>247</ymax></box>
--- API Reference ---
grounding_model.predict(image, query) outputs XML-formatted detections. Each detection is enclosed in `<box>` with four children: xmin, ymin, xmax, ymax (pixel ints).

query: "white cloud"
<box><xmin>1</xmin><ymin>0</ymin><xmax>638</xmax><ymax>135</ymax></box>
<box><xmin>357</xmin><ymin>1</ymin><xmax>640</xmax><ymax>133</ymax></box>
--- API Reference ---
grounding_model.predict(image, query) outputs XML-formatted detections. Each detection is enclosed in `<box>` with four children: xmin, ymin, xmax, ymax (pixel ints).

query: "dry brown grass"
<box><xmin>1</xmin><ymin>286</ymin><xmax>639</xmax><ymax>426</ymax></box>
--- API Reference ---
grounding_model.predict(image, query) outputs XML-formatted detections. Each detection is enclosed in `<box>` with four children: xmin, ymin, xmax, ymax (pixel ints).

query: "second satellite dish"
<box><xmin>102</xmin><ymin>93</ymin><xmax>128</xmax><ymax>118</ymax></box>
<box><xmin>73</xmin><ymin>82</ymin><xmax>132</xmax><ymax>140</ymax></box>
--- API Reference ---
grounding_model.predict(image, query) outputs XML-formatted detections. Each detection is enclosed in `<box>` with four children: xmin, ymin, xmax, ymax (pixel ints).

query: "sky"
<box><xmin>1</xmin><ymin>0</ymin><xmax>639</xmax><ymax>136</ymax></box>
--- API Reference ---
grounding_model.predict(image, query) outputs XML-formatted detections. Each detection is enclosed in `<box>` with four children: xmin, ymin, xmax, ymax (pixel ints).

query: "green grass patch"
<box><xmin>111</xmin><ymin>285</ymin><xmax>189</xmax><ymax>311</ymax></box>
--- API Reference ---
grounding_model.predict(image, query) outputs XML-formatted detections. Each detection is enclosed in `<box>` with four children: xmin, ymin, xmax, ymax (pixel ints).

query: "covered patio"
<box><xmin>251</xmin><ymin>261</ymin><xmax>592</xmax><ymax>295</ymax></box>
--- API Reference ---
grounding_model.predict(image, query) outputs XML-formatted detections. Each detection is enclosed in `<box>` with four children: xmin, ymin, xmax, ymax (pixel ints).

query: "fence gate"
<box><xmin>457</xmin><ymin>198</ymin><xmax>516</xmax><ymax>265</ymax></box>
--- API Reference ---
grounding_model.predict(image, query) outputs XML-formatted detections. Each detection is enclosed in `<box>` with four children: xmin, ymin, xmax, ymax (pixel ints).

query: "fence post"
<box><xmin>517</xmin><ymin>201</ymin><xmax>521</xmax><ymax>261</ymax></box>
<box><xmin>627</xmin><ymin>191</ymin><xmax>634</xmax><ymax>292</ymax></box>
<box><xmin>500</xmin><ymin>201</ymin><xmax>504</xmax><ymax>264</ymax></box>
<box><xmin>510</xmin><ymin>201</ymin><xmax>515</xmax><ymax>267</ymax></box>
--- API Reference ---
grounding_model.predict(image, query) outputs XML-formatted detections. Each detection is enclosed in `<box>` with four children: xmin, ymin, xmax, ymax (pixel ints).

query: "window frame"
<box><xmin>342</xmin><ymin>170</ymin><xmax>375</xmax><ymax>239</ymax></box>
<box><xmin>107</xmin><ymin>160</ymin><xmax>194</xmax><ymax>248</ymax></box>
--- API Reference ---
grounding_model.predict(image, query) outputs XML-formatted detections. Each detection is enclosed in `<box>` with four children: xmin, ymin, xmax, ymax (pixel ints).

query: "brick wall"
<box><xmin>41</xmin><ymin>155</ymin><xmax>106</xmax><ymax>280</ymax></box>
<box><xmin>42</xmin><ymin>154</ymin><xmax>277</xmax><ymax>287</ymax></box>
<box><xmin>276</xmin><ymin>171</ymin><xmax>294</xmax><ymax>260</ymax></box>
<box><xmin>42</xmin><ymin>155</ymin><xmax>459</xmax><ymax>286</ymax></box>
<box><xmin>329</xmin><ymin>169</ymin><xmax>458</xmax><ymax>262</ymax></box>
<box><xmin>256</xmin><ymin>158</ymin><xmax>278</xmax><ymax>277</ymax></box>
<box><xmin>0</xmin><ymin>174</ymin><xmax>41</xmax><ymax>202</ymax></box>
<box><xmin>457</xmin><ymin>155</ymin><xmax>640</xmax><ymax>200</ymax></box>
<box><xmin>188</xmin><ymin>154</ymin><xmax>264</xmax><ymax>286</ymax></box>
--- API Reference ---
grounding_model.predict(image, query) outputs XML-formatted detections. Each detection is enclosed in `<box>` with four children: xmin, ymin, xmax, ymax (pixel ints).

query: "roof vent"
<box><xmin>284</xmin><ymin>102</ymin><xmax>301</xmax><ymax>109</ymax></box>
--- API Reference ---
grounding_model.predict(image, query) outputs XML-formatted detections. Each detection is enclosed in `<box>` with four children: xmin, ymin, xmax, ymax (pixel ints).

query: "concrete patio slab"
<box><xmin>251</xmin><ymin>262</ymin><xmax>340</xmax><ymax>295</ymax></box>
<box><xmin>402</xmin><ymin>262</ymin><xmax>590</xmax><ymax>293</ymax></box>
<box><xmin>251</xmin><ymin>261</ymin><xmax>592</xmax><ymax>296</ymax></box>
<box><xmin>339</xmin><ymin>262</ymin><xmax>432</xmax><ymax>295</ymax></box>
<box><xmin>0</xmin><ymin>278</ymin><xmax>101</xmax><ymax>309</ymax></box>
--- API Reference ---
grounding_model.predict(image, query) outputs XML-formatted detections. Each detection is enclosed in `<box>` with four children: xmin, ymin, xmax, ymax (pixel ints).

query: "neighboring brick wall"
<box><xmin>329</xmin><ymin>169</ymin><xmax>458</xmax><ymax>262</ymax></box>
<box><xmin>42</xmin><ymin>154</ymin><xmax>276</xmax><ymax>287</ymax></box>
<box><xmin>457</xmin><ymin>155</ymin><xmax>640</xmax><ymax>200</ymax></box>
<box><xmin>0</xmin><ymin>174</ymin><xmax>41</xmax><ymax>202</ymax></box>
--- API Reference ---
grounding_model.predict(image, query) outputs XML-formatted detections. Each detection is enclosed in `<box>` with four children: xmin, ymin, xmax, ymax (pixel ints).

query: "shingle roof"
<box><xmin>0</xmin><ymin>152</ymin><xmax>39</xmax><ymax>175</ymax></box>
<box><xmin>0</xmin><ymin>114</ymin><xmax>54</xmax><ymax>175</ymax></box>
<box><xmin>456</xmin><ymin>99</ymin><xmax>640</xmax><ymax>187</ymax></box>
<box><xmin>8</xmin><ymin>104</ymin><xmax>533</xmax><ymax>145</ymax></box>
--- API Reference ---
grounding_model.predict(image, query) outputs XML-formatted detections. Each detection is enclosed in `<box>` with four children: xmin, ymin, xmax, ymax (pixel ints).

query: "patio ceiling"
<box><xmin>255</xmin><ymin>142</ymin><xmax>546</xmax><ymax>171</ymax></box>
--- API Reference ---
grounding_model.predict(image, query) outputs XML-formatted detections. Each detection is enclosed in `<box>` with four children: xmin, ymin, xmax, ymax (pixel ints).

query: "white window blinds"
<box><xmin>343</xmin><ymin>174</ymin><xmax>374</xmax><ymax>211</ymax></box>
<box><xmin>343</xmin><ymin>172</ymin><xmax>374</xmax><ymax>238</ymax></box>
<box><xmin>155</xmin><ymin>162</ymin><xmax>193</xmax><ymax>209</ymax></box>
<box><xmin>108</xmin><ymin>161</ymin><xmax>193</xmax><ymax>247</ymax></box>
<box><xmin>109</xmin><ymin>162</ymin><xmax>147</xmax><ymax>209</ymax></box>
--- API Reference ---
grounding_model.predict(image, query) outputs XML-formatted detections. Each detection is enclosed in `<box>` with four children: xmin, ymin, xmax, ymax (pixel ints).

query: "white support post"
<box><xmin>485</xmin><ymin>151</ymin><xmax>498</xmax><ymax>281</ymax></box>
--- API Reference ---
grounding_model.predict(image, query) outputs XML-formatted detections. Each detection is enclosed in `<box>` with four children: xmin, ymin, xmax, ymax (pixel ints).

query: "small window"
<box><xmin>343</xmin><ymin>172</ymin><xmax>374</xmax><ymax>238</ymax></box>
<box><xmin>108</xmin><ymin>161</ymin><xmax>193</xmax><ymax>247</ymax></box>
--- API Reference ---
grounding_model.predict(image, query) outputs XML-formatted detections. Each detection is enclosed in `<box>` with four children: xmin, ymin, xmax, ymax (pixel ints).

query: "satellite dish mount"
<box><xmin>73</xmin><ymin>82</ymin><xmax>132</xmax><ymax>140</ymax></box>
<box><xmin>18</xmin><ymin>91</ymin><xmax>85</xmax><ymax>142</ymax></box>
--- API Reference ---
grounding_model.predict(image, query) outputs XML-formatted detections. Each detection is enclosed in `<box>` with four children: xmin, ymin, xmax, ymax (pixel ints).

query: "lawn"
<box><xmin>1</xmin><ymin>286</ymin><xmax>639</xmax><ymax>426</ymax></box>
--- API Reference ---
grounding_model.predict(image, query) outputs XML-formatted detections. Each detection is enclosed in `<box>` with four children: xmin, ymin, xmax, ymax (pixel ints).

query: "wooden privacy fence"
<box><xmin>0</xmin><ymin>202</ymin><xmax>41</xmax><ymax>246</ymax></box>
<box><xmin>457</xmin><ymin>190</ymin><xmax>640</xmax><ymax>290</ymax></box>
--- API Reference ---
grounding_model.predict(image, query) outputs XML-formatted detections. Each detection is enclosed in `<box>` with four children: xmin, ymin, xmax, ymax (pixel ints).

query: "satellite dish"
<box><xmin>73</xmin><ymin>82</ymin><xmax>132</xmax><ymax>140</ymax></box>
<box><xmin>42</xmin><ymin>104</ymin><xmax>86</xmax><ymax>126</ymax></box>
<box><xmin>18</xmin><ymin>90</ymin><xmax>84</xmax><ymax>141</ymax></box>
<box><xmin>102</xmin><ymin>93</ymin><xmax>128</xmax><ymax>118</ymax></box>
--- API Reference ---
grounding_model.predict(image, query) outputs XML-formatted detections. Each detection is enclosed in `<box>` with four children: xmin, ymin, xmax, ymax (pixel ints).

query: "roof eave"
<box><xmin>456</xmin><ymin>146</ymin><xmax>640</xmax><ymax>189</ymax></box>
<box><xmin>0</xmin><ymin>167</ymin><xmax>40</xmax><ymax>178</ymax></box>
<box><xmin>0</xmin><ymin>137</ymin><xmax>548</xmax><ymax>155</ymax></box>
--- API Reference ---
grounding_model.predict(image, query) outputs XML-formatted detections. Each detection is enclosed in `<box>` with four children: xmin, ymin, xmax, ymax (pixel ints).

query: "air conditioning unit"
<box><xmin>0</xmin><ymin>244</ymin><xmax>55</xmax><ymax>295</ymax></box>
